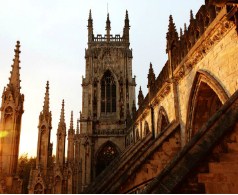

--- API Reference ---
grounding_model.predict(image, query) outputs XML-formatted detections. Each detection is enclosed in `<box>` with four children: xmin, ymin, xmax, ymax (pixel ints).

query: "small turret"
<box><xmin>138</xmin><ymin>86</ymin><xmax>144</xmax><ymax>107</ymax></box>
<box><xmin>147</xmin><ymin>63</ymin><xmax>156</xmax><ymax>90</ymax></box>
<box><xmin>88</xmin><ymin>9</ymin><xmax>94</xmax><ymax>42</ymax></box>
<box><xmin>106</xmin><ymin>13</ymin><xmax>111</xmax><ymax>42</ymax></box>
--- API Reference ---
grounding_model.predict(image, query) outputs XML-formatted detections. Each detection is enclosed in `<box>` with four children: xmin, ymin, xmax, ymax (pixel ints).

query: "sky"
<box><xmin>0</xmin><ymin>0</ymin><xmax>204</xmax><ymax>157</ymax></box>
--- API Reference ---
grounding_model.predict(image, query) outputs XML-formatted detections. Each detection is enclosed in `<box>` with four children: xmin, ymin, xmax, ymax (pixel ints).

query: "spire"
<box><xmin>106</xmin><ymin>13</ymin><xmax>111</xmax><ymax>42</ymax></box>
<box><xmin>56</xmin><ymin>99</ymin><xmax>66</xmax><ymax>166</ymax></box>
<box><xmin>8</xmin><ymin>41</ymin><xmax>21</xmax><ymax>93</ymax></box>
<box><xmin>166</xmin><ymin>15</ymin><xmax>178</xmax><ymax>52</ymax></box>
<box><xmin>43</xmin><ymin>81</ymin><xmax>50</xmax><ymax>114</ymax></box>
<box><xmin>70</xmin><ymin>111</ymin><xmax>74</xmax><ymax>130</ymax></box>
<box><xmin>147</xmin><ymin>62</ymin><xmax>155</xmax><ymax>89</ymax></box>
<box><xmin>88</xmin><ymin>9</ymin><xmax>93</xmax><ymax>42</ymax></box>
<box><xmin>123</xmin><ymin>10</ymin><xmax>130</xmax><ymax>42</ymax></box>
<box><xmin>138</xmin><ymin>86</ymin><xmax>144</xmax><ymax>107</ymax></box>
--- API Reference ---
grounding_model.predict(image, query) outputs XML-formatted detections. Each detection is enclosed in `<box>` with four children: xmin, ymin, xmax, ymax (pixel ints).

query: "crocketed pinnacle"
<box><xmin>124</xmin><ymin>10</ymin><xmax>130</xmax><ymax>28</ymax></box>
<box><xmin>8</xmin><ymin>40</ymin><xmax>21</xmax><ymax>93</ymax></box>
<box><xmin>106</xmin><ymin>13</ymin><xmax>111</xmax><ymax>42</ymax></box>
<box><xmin>190</xmin><ymin>10</ymin><xmax>194</xmax><ymax>21</ymax></box>
<box><xmin>70</xmin><ymin>111</ymin><xmax>74</xmax><ymax>130</ymax></box>
<box><xmin>89</xmin><ymin>9</ymin><xmax>92</xmax><ymax>20</ymax></box>
<box><xmin>59</xmin><ymin>99</ymin><xmax>65</xmax><ymax>124</ymax></box>
<box><xmin>43</xmin><ymin>81</ymin><xmax>50</xmax><ymax>114</ymax></box>
<box><xmin>166</xmin><ymin>15</ymin><xmax>178</xmax><ymax>51</ymax></box>
<box><xmin>147</xmin><ymin>63</ymin><xmax>156</xmax><ymax>89</ymax></box>
<box><xmin>138</xmin><ymin>86</ymin><xmax>144</xmax><ymax>107</ymax></box>
<box><xmin>125</xmin><ymin>10</ymin><xmax>129</xmax><ymax>20</ymax></box>
<box><xmin>76</xmin><ymin>119</ymin><xmax>79</xmax><ymax>134</ymax></box>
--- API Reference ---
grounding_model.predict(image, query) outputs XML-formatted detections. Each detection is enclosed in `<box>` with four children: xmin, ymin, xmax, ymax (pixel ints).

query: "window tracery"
<box><xmin>101</xmin><ymin>70</ymin><xmax>116</xmax><ymax>114</ymax></box>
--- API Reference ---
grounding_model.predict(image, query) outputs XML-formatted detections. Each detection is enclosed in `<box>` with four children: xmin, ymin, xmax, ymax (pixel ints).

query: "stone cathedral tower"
<box><xmin>79</xmin><ymin>10</ymin><xmax>136</xmax><ymax>189</ymax></box>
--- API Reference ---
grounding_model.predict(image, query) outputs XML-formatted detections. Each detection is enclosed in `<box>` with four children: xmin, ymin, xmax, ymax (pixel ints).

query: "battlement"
<box><xmin>93</xmin><ymin>34</ymin><xmax>124</xmax><ymax>42</ymax></box>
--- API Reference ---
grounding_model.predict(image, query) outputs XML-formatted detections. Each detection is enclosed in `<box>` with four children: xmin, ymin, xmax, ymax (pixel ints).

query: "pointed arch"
<box><xmin>143</xmin><ymin>121</ymin><xmax>150</xmax><ymax>137</ymax></box>
<box><xmin>101</xmin><ymin>70</ymin><xmax>117</xmax><ymax>114</ymax></box>
<box><xmin>157</xmin><ymin>106</ymin><xmax>169</xmax><ymax>135</ymax></box>
<box><xmin>186</xmin><ymin>70</ymin><xmax>229</xmax><ymax>142</ymax></box>
<box><xmin>95</xmin><ymin>141</ymin><xmax>120</xmax><ymax>176</ymax></box>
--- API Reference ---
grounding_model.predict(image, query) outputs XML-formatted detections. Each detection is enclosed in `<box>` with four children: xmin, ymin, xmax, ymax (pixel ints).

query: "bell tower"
<box><xmin>79</xmin><ymin>10</ymin><xmax>136</xmax><ymax>190</ymax></box>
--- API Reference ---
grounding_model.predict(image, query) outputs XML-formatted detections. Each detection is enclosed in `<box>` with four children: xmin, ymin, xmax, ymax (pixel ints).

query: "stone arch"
<box><xmin>186</xmin><ymin>70</ymin><xmax>229</xmax><ymax>142</ymax></box>
<box><xmin>34</xmin><ymin>183</ymin><xmax>43</xmax><ymax>194</ymax></box>
<box><xmin>95</xmin><ymin>141</ymin><xmax>120</xmax><ymax>176</ymax></box>
<box><xmin>157</xmin><ymin>106</ymin><xmax>169</xmax><ymax>135</ymax></box>
<box><xmin>143</xmin><ymin>121</ymin><xmax>150</xmax><ymax>137</ymax></box>
<box><xmin>100</xmin><ymin>70</ymin><xmax>117</xmax><ymax>114</ymax></box>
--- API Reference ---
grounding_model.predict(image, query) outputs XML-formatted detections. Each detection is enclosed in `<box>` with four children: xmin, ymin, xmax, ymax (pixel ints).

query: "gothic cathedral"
<box><xmin>1</xmin><ymin>1</ymin><xmax>238</xmax><ymax>194</ymax></box>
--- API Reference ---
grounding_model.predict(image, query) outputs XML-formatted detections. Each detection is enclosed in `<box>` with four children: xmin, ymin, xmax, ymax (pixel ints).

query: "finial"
<box><xmin>89</xmin><ymin>9</ymin><xmax>92</xmax><ymax>20</ymax></box>
<box><xmin>125</xmin><ymin>10</ymin><xmax>129</xmax><ymax>20</ymax></box>
<box><xmin>43</xmin><ymin>81</ymin><xmax>50</xmax><ymax>114</ymax></box>
<box><xmin>106</xmin><ymin>13</ymin><xmax>111</xmax><ymax>41</ymax></box>
<box><xmin>70</xmin><ymin>111</ymin><xmax>73</xmax><ymax>129</ymax></box>
<box><xmin>8</xmin><ymin>40</ymin><xmax>21</xmax><ymax>92</ymax></box>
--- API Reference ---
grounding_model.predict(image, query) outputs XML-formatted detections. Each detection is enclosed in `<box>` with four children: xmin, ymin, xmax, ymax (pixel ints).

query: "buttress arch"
<box><xmin>157</xmin><ymin>106</ymin><xmax>169</xmax><ymax>135</ymax></box>
<box><xmin>185</xmin><ymin>70</ymin><xmax>229</xmax><ymax>142</ymax></box>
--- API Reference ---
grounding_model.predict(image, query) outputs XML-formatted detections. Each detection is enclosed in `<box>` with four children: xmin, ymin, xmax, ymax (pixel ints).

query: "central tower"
<box><xmin>79</xmin><ymin>10</ymin><xmax>136</xmax><ymax>189</ymax></box>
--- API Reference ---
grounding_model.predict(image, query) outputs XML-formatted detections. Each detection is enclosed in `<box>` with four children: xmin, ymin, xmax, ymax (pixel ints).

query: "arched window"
<box><xmin>34</xmin><ymin>183</ymin><xmax>43</xmax><ymax>194</ymax></box>
<box><xmin>101</xmin><ymin>70</ymin><xmax>116</xmax><ymax>114</ymax></box>
<box><xmin>96</xmin><ymin>141</ymin><xmax>119</xmax><ymax>176</ymax></box>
